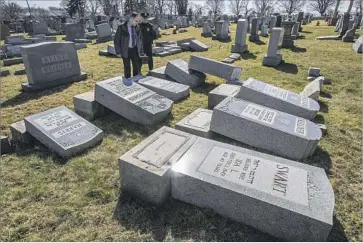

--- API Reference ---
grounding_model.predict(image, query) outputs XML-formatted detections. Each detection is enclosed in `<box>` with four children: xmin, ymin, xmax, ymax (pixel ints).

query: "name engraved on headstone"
<box><xmin>263</xmin><ymin>84</ymin><xmax>288</xmax><ymax>100</ymax></box>
<box><xmin>41</xmin><ymin>62</ymin><xmax>72</xmax><ymax>74</ymax></box>
<box><xmin>241</xmin><ymin>104</ymin><xmax>277</xmax><ymax>125</ymax></box>
<box><xmin>41</xmin><ymin>53</ymin><xmax>69</xmax><ymax>64</ymax></box>
<box><xmin>295</xmin><ymin>118</ymin><xmax>307</xmax><ymax>136</ymax></box>
<box><xmin>184</xmin><ymin>110</ymin><xmax>211</xmax><ymax>129</ymax></box>
<box><xmin>52</xmin><ymin>121</ymin><xmax>87</xmax><ymax>138</ymax></box>
<box><xmin>108</xmin><ymin>80</ymin><xmax>153</xmax><ymax>103</ymax></box>
<box><xmin>34</xmin><ymin>110</ymin><xmax>78</xmax><ymax>131</ymax></box>
<box><xmin>197</xmin><ymin>146</ymin><xmax>309</xmax><ymax>206</ymax></box>
<box><xmin>135</xmin><ymin>131</ymin><xmax>189</xmax><ymax>167</ymax></box>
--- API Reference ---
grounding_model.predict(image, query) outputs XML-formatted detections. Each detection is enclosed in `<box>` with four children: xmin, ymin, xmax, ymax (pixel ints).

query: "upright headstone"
<box><xmin>339</xmin><ymin>13</ymin><xmax>350</xmax><ymax>37</ymax></box>
<box><xmin>24</xmin><ymin>106</ymin><xmax>104</xmax><ymax>158</ymax></box>
<box><xmin>21</xmin><ymin>42</ymin><xmax>87</xmax><ymax>91</ymax></box>
<box><xmin>269</xmin><ymin>16</ymin><xmax>277</xmax><ymax>33</ymax></box>
<box><xmin>210</xmin><ymin>97</ymin><xmax>322</xmax><ymax>160</ymax></box>
<box><xmin>171</xmin><ymin>133</ymin><xmax>334</xmax><ymax>241</ymax></box>
<box><xmin>214</xmin><ymin>20</ymin><xmax>230</xmax><ymax>41</ymax></box>
<box><xmin>262</xmin><ymin>28</ymin><xmax>284</xmax><ymax>67</ymax></box>
<box><xmin>95</xmin><ymin>23</ymin><xmax>113</xmax><ymax>43</ymax></box>
<box><xmin>276</xmin><ymin>15</ymin><xmax>282</xmax><ymax>27</ymax></box>
<box><xmin>201</xmin><ymin>22</ymin><xmax>212</xmax><ymax>37</ymax></box>
<box><xmin>32</xmin><ymin>22</ymin><xmax>49</xmax><ymax>35</ymax></box>
<box><xmin>95</xmin><ymin>76</ymin><xmax>173</xmax><ymax>125</ymax></box>
<box><xmin>165</xmin><ymin>59</ymin><xmax>206</xmax><ymax>88</ymax></box>
<box><xmin>342</xmin><ymin>23</ymin><xmax>358</xmax><ymax>42</ymax></box>
<box><xmin>291</xmin><ymin>22</ymin><xmax>300</xmax><ymax>39</ymax></box>
<box><xmin>297</xmin><ymin>12</ymin><xmax>304</xmax><ymax>31</ymax></box>
<box><xmin>0</xmin><ymin>24</ymin><xmax>10</xmax><ymax>40</ymax></box>
<box><xmin>281</xmin><ymin>21</ymin><xmax>295</xmax><ymax>48</ymax></box>
<box><xmin>261</xmin><ymin>24</ymin><xmax>268</xmax><ymax>37</ymax></box>
<box><xmin>249</xmin><ymin>17</ymin><xmax>260</xmax><ymax>42</ymax></box>
<box><xmin>232</xmin><ymin>19</ymin><xmax>248</xmax><ymax>53</ymax></box>
<box><xmin>65</xmin><ymin>23</ymin><xmax>88</xmax><ymax>42</ymax></box>
<box><xmin>188</xmin><ymin>55</ymin><xmax>242</xmax><ymax>81</ymax></box>
<box><xmin>353</xmin><ymin>36</ymin><xmax>363</xmax><ymax>53</ymax></box>
<box><xmin>236</xmin><ymin>78</ymin><xmax>319</xmax><ymax>120</ymax></box>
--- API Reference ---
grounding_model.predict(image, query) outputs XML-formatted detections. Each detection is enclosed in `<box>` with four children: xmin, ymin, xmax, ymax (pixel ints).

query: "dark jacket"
<box><xmin>139</xmin><ymin>22</ymin><xmax>157</xmax><ymax>45</ymax></box>
<box><xmin>114</xmin><ymin>21</ymin><xmax>142</xmax><ymax>58</ymax></box>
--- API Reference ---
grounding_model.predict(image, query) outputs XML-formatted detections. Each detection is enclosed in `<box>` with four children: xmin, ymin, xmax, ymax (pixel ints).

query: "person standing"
<box><xmin>139</xmin><ymin>12</ymin><xmax>156</xmax><ymax>72</ymax></box>
<box><xmin>114</xmin><ymin>12</ymin><xmax>142</xmax><ymax>81</ymax></box>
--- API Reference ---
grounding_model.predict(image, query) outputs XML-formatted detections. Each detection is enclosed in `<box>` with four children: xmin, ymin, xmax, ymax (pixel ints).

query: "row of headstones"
<box><xmin>63</xmin><ymin>22</ymin><xmax>114</xmax><ymax>44</ymax></box>
<box><xmin>116</xmin><ymin>56</ymin><xmax>334</xmax><ymax>241</ymax></box>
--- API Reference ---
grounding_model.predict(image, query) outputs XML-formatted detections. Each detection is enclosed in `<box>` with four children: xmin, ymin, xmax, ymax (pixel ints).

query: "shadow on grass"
<box><xmin>252</xmin><ymin>40</ymin><xmax>266</xmax><ymax>45</ymax></box>
<box><xmin>289</xmin><ymin>46</ymin><xmax>307</xmax><ymax>53</ymax></box>
<box><xmin>301</xmin><ymin>30</ymin><xmax>312</xmax><ymax>33</ymax></box>
<box><xmin>305</xmin><ymin>146</ymin><xmax>333</xmax><ymax>176</ymax></box>
<box><xmin>319</xmin><ymin>100</ymin><xmax>329</xmax><ymax>113</ymax></box>
<box><xmin>191</xmin><ymin>82</ymin><xmax>219</xmax><ymax>95</ymax></box>
<box><xmin>313</xmin><ymin>114</ymin><xmax>325</xmax><ymax>124</ymax></box>
<box><xmin>297</xmin><ymin>35</ymin><xmax>306</xmax><ymax>39</ymax></box>
<box><xmin>327</xmin><ymin>216</ymin><xmax>349</xmax><ymax>242</ymax></box>
<box><xmin>273</xmin><ymin>62</ymin><xmax>298</xmax><ymax>74</ymax></box>
<box><xmin>241</xmin><ymin>52</ymin><xmax>257</xmax><ymax>60</ymax></box>
<box><xmin>113</xmin><ymin>193</ymin><xmax>282</xmax><ymax>241</ymax></box>
<box><xmin>320</xmin><ymin>91</ymin><xmax>332</xmax><ymax>99</ymax></box>
<box><xmin>1</xmin><ymin>84</ymin><xmax>72</xmax><ymax>108</ymax></box>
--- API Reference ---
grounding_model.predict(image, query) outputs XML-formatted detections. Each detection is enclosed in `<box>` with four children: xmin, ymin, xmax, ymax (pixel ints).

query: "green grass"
<box><xmin>0</xmin><ymin>21</ymin><xmax>362</xmax><ymax>241</ymax></box>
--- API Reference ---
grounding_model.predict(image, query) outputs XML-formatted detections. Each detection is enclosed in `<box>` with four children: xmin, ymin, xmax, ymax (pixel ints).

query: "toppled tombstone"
<box><xmin>165</xmin><ymin>59</ymin><xmax>206</xmax><ymax>88</ymax></box>
<box><xmin>175</xmin><ymin>108</ymin><xmax>213</xmax><ymax>138</ymax></box>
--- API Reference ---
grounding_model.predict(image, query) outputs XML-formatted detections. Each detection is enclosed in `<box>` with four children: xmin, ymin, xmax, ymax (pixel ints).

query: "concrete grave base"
<box><xmin>1</xmin><ymin>136</ymin><xmax>13</xmax><ymax>155</ymax></box>
<box><xmin>316</xmin><ymin>36</ymin><xmax>340</xmax><ymax>40</ymax></box>
<box><xmin>208</xmin><ymin>84</ymin><xmax>240</xmax><ymax>109</ymax></box>
<box><xmin>0</xmin><ymin>69</ymin><xmax>10</xmax><ymax>77</ymax></box>
<box><xmin>75</xmin><ymin>43</ymin><xmax>87</xmax><ymax>50</ymax></box>
<box><xmin>74</xmin><ymin>91</ymin><xmax>110</xmax><ymax>121</ymax></box>
<box><xmin>262</xmin><ymin>54</ymin><xmax>282</xmax><ymax>67</ymax></box>
<box><xmin>176</xmin><ymin>108</ymin><xmax>213</xmax><ymax>138</ymax></box>
<box><xmin>22</xmin><ymin>72</ymin><xmax>88</xmax><ymax>92</ymax></box>
<box><xmin>249</xmin><ymin>34</ymin><xmax>260</xmax><ymax>42</ymax></box>
<box><xmin>99</xmin><ymin>50</ymin><xmax>114</xmax><ymax>57</ymax></box>
<box><xmin>14</xmin><ymin>68</ymin><xmax>26</xmax><ymax>75</ymax></box>
<box><xmin>10</xmin><ymin>120</ymin><xmax>35</xmax><ymax>147</ymax></box>
<box><xmin>147</xmin><ymin>66</ymin><xmax>172</xmax><ymax>80</ymax></box>
<box><xmin>231</xmin><ymin>44</ymin><xmax>248</xmax><ymax>53</ymax></box>
<box><xmin>3</xmin><ymin>58</ymin><xmax>23</xmax><ymax>66</ymax></box>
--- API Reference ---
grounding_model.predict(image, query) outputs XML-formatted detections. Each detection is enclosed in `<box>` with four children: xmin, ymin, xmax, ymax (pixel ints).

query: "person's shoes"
<box><xmin>122</xmin><ymin>77</ymin><xmax>133</xmax><ymax>86</ymax></box>
<box><xmin>133</xmin><ymin>74</ymin><xmax>144</xmax><ymax>82</ymax></box>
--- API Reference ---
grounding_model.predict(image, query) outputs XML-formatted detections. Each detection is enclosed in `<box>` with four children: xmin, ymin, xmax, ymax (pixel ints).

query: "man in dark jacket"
<box><xmin>114</xmin><ymin>12</ymin><xmax>142</xmax><ymax>80</ymax></box>
<box><xmin>139</xmin><ymin>12</ymin><xmax>156</xmax><ymax>71</ymax></box>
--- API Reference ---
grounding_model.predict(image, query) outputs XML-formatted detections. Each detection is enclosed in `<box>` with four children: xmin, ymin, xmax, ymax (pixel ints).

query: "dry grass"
<box><xmin>0</xmin><ymin>21</ymin><xmax>362</xmax><ymax>241</ymax></box>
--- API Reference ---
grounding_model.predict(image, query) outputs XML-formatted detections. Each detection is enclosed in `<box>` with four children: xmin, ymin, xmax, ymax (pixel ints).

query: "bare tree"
<box><xmin>2</xmin><ymin>2</ymin><xmax>23</xmax><ymax>21</ymax></box>
<box><xmin>175</xmin><ymin>0</ymin><xmax>188</xmax><ymax>15</ymax></box>
<box><xmin>98</xmin><ymin>0</ymin><xmax>113</xmax><ymax>15</ymax></box>
<box><xmin>355</xmin><ymin>0</ymin><xmax>362</xmax><ymax>14</ymax></box>
<box><xmin>254</xmin><ymin>0</ymin><xmax>275</xmax><ymax>16</ymax></box>
<box><xmin>278</xmin><ymin>0</ymin><xmax>304</xmax><ymax>15</ymax></box>
<box><xmin>310</xmin><ymin>0</ymin><xmax>336</xmax><ymax>16</ymax></box>
<box><xmin>205</xmin><ymin>0</ymin><xmax>225</xmax><ymax>18</ymax></box>
<box><xmin>86</xmin><ymin>0</ymin><xmax>100</xmax><ymax>19</ymax></box>
<box><xmin>347</xmin><ymin>0</ymin><xmax>354</xmax><ymax>13</ymax></box>
<box><xmin>154</xmin><ymin>0</ymin><xmax>165</xmax><ymax>16</ymax></box>
<box><xmin>230</xmin><ymin>0</ymin><xmax>247</xmax><ymax>16</ymax></box>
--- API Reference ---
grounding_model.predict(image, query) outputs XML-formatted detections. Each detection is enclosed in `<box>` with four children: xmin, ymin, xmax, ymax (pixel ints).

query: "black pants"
<box><xmin>122</xmin><ymin>47</ymin><xmax>140</xmax><ymax>78</ymax></box>
<box><xmin>140</xmin><ymin>43</ymin><xmax>153</xmax><ymax>71</ymax></box>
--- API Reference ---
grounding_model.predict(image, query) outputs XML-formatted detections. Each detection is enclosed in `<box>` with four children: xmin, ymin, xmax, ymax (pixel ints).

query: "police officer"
<box><xmin>139</xmin><ymin>12</ymin><xmax>156</xmax><ymax>71</ymax></box>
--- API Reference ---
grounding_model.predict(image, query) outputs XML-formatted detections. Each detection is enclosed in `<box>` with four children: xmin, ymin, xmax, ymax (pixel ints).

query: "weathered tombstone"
<box><xmin>171</xmin><ymin>133</ymin><xmax>334</xmax><ymax>241</ymax></box>
<box><xmin>3</xmin><ymin>57</ymin><xmax>23</xmax><ymax>66</ymax></box>
<box><xmin>21</xmin><ymin>41</ymin><xmax>87</xmax><ymax>91</ymax></box>
<box><xmin>261</xmin><ymin>24</ymin><xmax>268</xmax><ymax>37</ymax></box>
<box><xmin>276</xmin><ymin>15</ymin><xmax>282</xmax><ymax>27</ymax></box>
<box><xmin>4</xmin><ymin>45</ymin><xmax>23</xmax><ymax>57</ymax></box>
<box><xmin>210</xmin><ymin>97</ymin><xmax>322</xmax><ymax>160</ymax></box>
<box><xmin>281</xmin><ymin>21</ymin><xmax>294</xmax><ymax>48</ymax></box>
<box><xmin>188</xmin><ymin>55</ymin><xmax>242</xmax><ymax>81</ymax></box>
<box><xmin>73</xmin><ymin>91</ymin><xmax>109</xmax><ymax>121</ymax></box>
<box><xmin>0</xmin><ymin>136</ymin><xmax>12</xmax><ymax>155</ymax></box>
<box><xmin>297</xmin><ymin>12</ymin><xmax>304</xmax><ymax>31</ymax></box>
<box><xmin>232</xmin><ymin>19</ymin><xmax>248</xmax><ymax>53</ymax></box>
<box><xmin>249</xmin><ymin>17</ymin><xmax>260</xmax><ymax>42</ymax></box>
<box><xmin>214</xmin><ymin>20</ymin><xmax>230</xmax><ymax>41</ymax></box>
<box><xmin>32</xmin><ymin>22</ymin><xmax>49</xmax><ymax>35</ymax></box>
<box><xmin>165</xmin><ymin>59</ymin><xmax>206</xmax><ymax>88</ymax></box>
<box><xmin>10</xmin><ymin>120</ymin><xmax>35</xmax><ymax>147</ymax></box>
<box><xmin>353</xmin><ymin>36</ymin><xmax>363</xmax><ymax>53</ymax></box>
<box><xmin>95</xmin><ymin>76</ymin><xmax>173</xmax><ymax>125</ymax></box>
<box><xmin>269</xmin><ymin>16</ymin><xmax>277</xmax><ymax>33</ymax></box>
<box><xmin>308</xmin><ymin>67</ymin><xmax>321</xmax><ymax>77</ymax></box>
<box><xmin>208</xmin><ymin>84</ymin><xmax>240</xmax><ymax>109</ymax></box>
<box><xmin>201</xmin><ymin>22</ymin><xmax>212</xmax><ymax>37</ymax></box>
<box><xmin>339</xmin><ymin>13</ymin><xmax>350</xmax><ymax>37</ymax></box>
<box><xmin>118</xmin><ymin>126</ymin><xmax>196</xmax><ymax>205</ymax></box>
<box><xmin>237</xmin><ymin>78</ymin><xmax>319</xmax><ymax>120</ymax></box>
<box><xmin>262</xmin><ymin>28</ymin><xmax>284</xmax><ymax>67</ymax></box>
<box><xmin>175</xmin><ymin>108</ymin><xmax>213</xmax><ymax>138</ymax></box>
<box><xmin>0</xmin><ymin>24</ymin><xmax>10</xmax><ymax>40</ymax></box>
<box><xmin>5</xmin><ymin>35</ymin><xmax>26</xmax><ymax>45</ymax></box>
<box><xmin>291</xmin><ymin>22</ymin><xmax>300</xmax><ymax>40</ymax></box>
<box><xmin>300</xmin><ymin>79</ymin><xmax>321</xmax><ymax>101</ymax></box>
<box><xmin>24</xmin><ymin>106</ymin><xmax>104</xmax><ymax>158</ymax></box>
<box><xmin>189</xmin><ymin>39</ymin><xmax>209</xmax><ymax>51</ymax></box>
<box><xmin>147</xmin><ymin>66</ymin><xmax>172</xmax><ymax>80</ymax></box>
<box><xmin>65</xmin><ymin>23</ymin><xmax>91</xmax><ymax>43</ymax></box>
<box><xmin>95</xmin><ymin>23</ymin><xmax>113</xmax><ymax>43</ymax></box>
<box><xmin>342</xmin><ymin>23</ymin><xmax>358</xmax><ymax>42</ymax></box>
<box><xmin>0</xmin><ymin>70</ymin><xmax>10</xmax><ymax>77</ymax></box>
<box><xmin>348</xmin><ymin>19</ymin><xmax>354</xmax><ymax>30</ymax></box>
<box><xmin>138</xmin><ymin>76</ymin><xmax>189</xmax><ymax>101</ymax></box>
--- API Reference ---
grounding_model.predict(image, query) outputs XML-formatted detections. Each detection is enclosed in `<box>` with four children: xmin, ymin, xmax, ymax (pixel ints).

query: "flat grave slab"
<box><xmin>175</xmin><ymin>108</ymin><xmax>213</xmax><ymax>138</ymax></box>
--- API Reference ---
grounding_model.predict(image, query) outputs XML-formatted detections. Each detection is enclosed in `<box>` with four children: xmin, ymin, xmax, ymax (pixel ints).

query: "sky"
<box><xmin>8</xmin><ymin>0</ymin><xmax>354</xmax><ymax>15</ymax></box>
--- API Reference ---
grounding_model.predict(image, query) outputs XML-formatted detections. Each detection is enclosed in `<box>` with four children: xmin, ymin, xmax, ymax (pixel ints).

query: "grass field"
<box><xmin>0</xmin><ymin>21</ymin><xmax>362</xmax><ymax>241</ymax></box>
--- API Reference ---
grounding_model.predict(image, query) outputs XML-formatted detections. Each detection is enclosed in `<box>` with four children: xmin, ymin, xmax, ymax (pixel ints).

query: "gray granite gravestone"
<box><xmin>262</xmin><ymin>28</ymin><xmax>284</xmax><ymax>67</ymax></box>
<box><xmin>249</xmin><ymin>18</ymin><xmax>260</xmax><ymax>42</ymax></box>
<box><xmin>269</xmin><ymin>16</ymin><xmax>277</xmax><ymax>33</ymax></box>
<box><xmin>308</xmin><ymin>67</ymin><xmax>321</xmax><ymax>77</ymax></box>
<box><xmin>236</xmin><ymin>78</ymin><xmax>319</xmax><ymax>120</ymax></box>
<box><xmin>261</xmin><ymin>24</ymin><xmax>268</xmax><ymax>37</ymax></box>
<box><xmin>232</xmin><ymin>19</ymin><xmax>248</xmax><ymax>53</ymax></box>
<box><xmin>165</xmin><ymin>59</ymin><xmax>206</xmax><ymax>88</ymax></box>
<box><xmin>189</xmin><ymin>40</ymin><xmax>209</xmax><ymax>51</ymax></box>
<box><xmin>0</xmin><ymin>69</ymin><xmax>10</xmax><ymax>77</ymax></box>
<box><xmin>214</xmin><ymin>20</ymin><xmax>230</xmax><ymax>41</ymax></box>
<box><xmin>297</xmin><ymin>12</ymin><xmax>304</xmax><ymax>31</ymax></box>
<box><xmin>24</xmin><ymin>106</ymin><xmax>104</xmax><ymax>158</ymax></box>
<box><xmin>276</xmin><ymin>15</ymin><xmax>282</xmax><ymax>27</ymax></box>
<box><xmin>32</xmin><ymin>23</ymin><xmax>49</xmax><ymax>35</ymax></box>
<box><xmin>119</xmin><ymin>126</ymin><xmax>196</xmax><ymax>205</ymax></box>
<box><xmin>339</xmin><ymin>13</ymin><xmax>350</xmax><ymax>37</ymax></box>
<box><xmin>147</xmin><ymin>66</ymin><xmax>172</xmax><ymax>80</ymax></box>
<box><xmin>171</xmin><ymin>135</ymin><xmax>334</xmax><ymax>241</ymax></box>
<box><xmin>201</xmin><ymin>22</ymin><xmax>212</xmax><ymax>37</ymax></box>
<box><xmin>281</xmin><ymin>21</ymin><xmax>294</xmax><ymax>48</ymax></box>
<box><xmin>208</xmin><ymin>84</ymin><xmax>240</xmax><ymax>109</ymax></box>
<box><xmin>138</xmin><ymin>76</ymin><xmax>190</xmax><ymax>101</ymax></box>
<box><xmin>0</xmin><ymin>136</ymin><xmax>12</xmax><ymax>155</ymax></box>
<box><xmin>210</xmin><ymin>97</ymin><xmax>322</xmax><ymax>160</ymax></box>
<box><xmin>342</xmin><ymin>23</ymin><xmax>358</xmax><ymax>42</ymax></box>
<box><xmin>353</xmin><ymin>36</ymin><xmax>362</xmax><ymax>53</ymax></box>
<box><xmin>175</xmin><ymin>108</ymin><xmax>213</xmax><ymax>138</ymax></box>
<box><xmin>73</xmin><ymin>91</ymin><xmax>109</xmax><ymax>121</ymax></box>
<box><xmin>95</xmin><ymin>76</ymin><xmax>173</xmax><ymax>125</ymax></box>
<box><xmin>291</xmin><ymin>22</ymin><xmax>300</xmax><ymax>40</ymax></box>
<box><xmin>188</xmin><ymin>55</ymin><xmax>242</xmax><ymax>81</ymax></box>
<box><xmin>300</xmin><ymin>79</ymin><xmax>321</xmax><ymax>101</ymax></box>
<box><xmin>20</xmin><ymin>42</ymin><xmax>87</xmax><ymax>91</ymax></box>
<box><xmin>65</xmin><ymin>23</ymin><xmax>91</xmax><ymax>43</ymax></box>
<box><xmin>95</xmin><ymin>23</ymin><xmax>113</xmax><ymax>43</ymax></box>
<box><xmin>10</xmin><ymin>120</ymin><xmax>35</xmax><ymax>147</ymax></box>
<box><xmin>0</xmin><ymin>24</ymin><xmax>10</xmax><ymax>40</ymax></box>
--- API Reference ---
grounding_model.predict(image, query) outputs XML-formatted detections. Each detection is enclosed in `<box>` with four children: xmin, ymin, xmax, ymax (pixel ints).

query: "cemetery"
<box><xmin>0</xmin><ymin>3</ymin><xmax>362</xmax><ymax>242</ymax></box>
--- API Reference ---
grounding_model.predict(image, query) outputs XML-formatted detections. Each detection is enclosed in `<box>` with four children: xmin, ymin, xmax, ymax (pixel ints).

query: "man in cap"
<box><xmin>139</xmin><ymin>12</ymin><xmax>156</xmax><ymax>72</ymax></box>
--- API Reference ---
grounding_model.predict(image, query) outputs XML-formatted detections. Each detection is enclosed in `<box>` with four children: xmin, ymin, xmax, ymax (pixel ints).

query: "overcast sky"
<box><xmin>8</xmin><ymin>0</ymin><xmax>353</xmax><ymax>15</ymax></box>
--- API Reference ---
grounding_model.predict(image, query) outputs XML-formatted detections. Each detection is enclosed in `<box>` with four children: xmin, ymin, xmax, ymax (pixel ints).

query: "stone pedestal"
<box><xmin>281</xmin><ymin>21</ymin><xmax>295</xmax><ymax>48</ymax></box>
<box><xmin>262</xmin><ymin>28</ymin><xmax>284</xmax><ymax>67</ymax></box>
